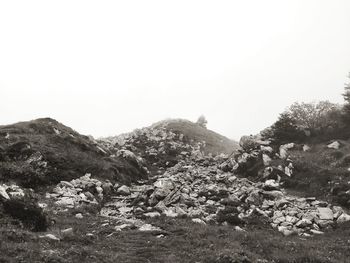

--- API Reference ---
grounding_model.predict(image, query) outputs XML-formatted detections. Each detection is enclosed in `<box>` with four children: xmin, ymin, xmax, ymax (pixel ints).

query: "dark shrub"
<box><xmin>217</xmin><ymin>206</ymin><xmax>244</xmax><ymax>225</ymax></box>
<box><xmin>2</xmin><ymin>198</ymin><xmax>49</xmax><ymax>232</ymax></box>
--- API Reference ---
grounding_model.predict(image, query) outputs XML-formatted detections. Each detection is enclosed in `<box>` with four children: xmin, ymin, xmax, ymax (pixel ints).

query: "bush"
<box><xmin>2</xmin><ymin>198</ymin><xmax>49</xmax><ymax>232</ymax></box>
<box><xmin>267</xmin><ymin>101</ymin><xmax>345</xmax><ymax>145</ymax></box>
<box><xmin>196</xmin><ymin>115</ymin><xmax>208</xmax><ymax>128</ymax></box>
<box><xmin>267</xmin><ymin>112</ymin><xmax>304</xmax><ymax>145</ymax></box>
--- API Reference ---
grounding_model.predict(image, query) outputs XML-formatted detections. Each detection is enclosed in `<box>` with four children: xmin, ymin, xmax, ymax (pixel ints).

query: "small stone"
<box><xmin>303</xmin><ymin>145</ymin><xmax>311</xmax><ymax>152</ymax></box>
<box><xmin>40</xmin><ymin>234</ymin><xmax>60</xmax><ymax>241</ymax></box>
<box><xmin>114</xmin><ymin>224</ymin><xmax>131</xmax><ymax>231</ymax></box>
<box><xmin>164</xmin><ymin>208</ymin><xmax>178</xmax><ymax>218</ymax></box>
<box><xmin>234</xmin><ymin>226</ymin><xmax>245</xmax><ymax>232</ymax></box>
<box><xmin>75</xmin><ymin>213</ymin><xmax>83</xmax><ymax>219</ymax></box>
<box><xmin>59</xmin><ymin>181</ymin><xmax>74</xmax><ymax>188</ymax></box>
<box><xmin>337</xmin><ymin>213</ymin><xmax>350</xmax><ymax>223</ymax></box>
<box><xmin>115</xmin><ymin>224</ymin><xmax>131</xmax><ymax>231</ymax></box>
<box><xmin>276</xmin><ymin>198</ymin><xmax>290</xmax><ymax>208</ymax></box>
<box><xmin>139</xmin><ymin>224</ymin><xmax>162</xmax><ymax>232</ymax></box>
<box><xmin>327</xmin><ymin>141</ymin><xmax>340</xmax><ymax>149</ymax></box>
<box><xmin>117</xmin><ymin>185</ymin><xmax>131</xmax><ymax>196</ymax></box>
<box><xmin>144</xmin><ymin>212</ymin><xmax>161</xmax><ymax>218</ymax></box>
<box><xmin>310</xmin><ymin>229</ymin><xmax>324</xmax><ymax>235</ymax></box>
<box><xmin>278</xmin><ymin>226</ymin><xmax>295</xmax><ymax>236</ymax></box>
<box><xmin>61</xmin><ymin>228</ymin><xmax>74</xmax><ymax>238</ymax></box>
<box><xmin>192</xmin><ymin>218</ymin><xmax>206</xmax><ymax>225</ymax></box>
<box><xmin>263</xmin><ymin>180</ymin><xmax>279</xmax><ymax>191</ymax></box>
<box><xmin>0</xmin><ymin>185</ymin><xmax>10</xmax><ymax>200</ymax></box>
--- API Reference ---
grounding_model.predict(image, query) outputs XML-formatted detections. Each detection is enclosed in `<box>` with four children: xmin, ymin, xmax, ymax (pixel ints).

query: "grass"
<box><xmin>1</xmin><ymin>212</ymin><xmax>350</xmax><ymax>263</ymax></box>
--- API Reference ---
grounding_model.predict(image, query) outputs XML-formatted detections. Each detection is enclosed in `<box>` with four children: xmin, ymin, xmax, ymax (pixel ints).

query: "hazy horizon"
<box><xmin>1</xmin><ymin>0</ymin><xmax>349</xmax><ymax>140</ymax></box>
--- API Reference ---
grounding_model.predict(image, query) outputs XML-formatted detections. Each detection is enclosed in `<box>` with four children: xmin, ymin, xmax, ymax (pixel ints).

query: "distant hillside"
<box><xmin>151</xmin><ymin>119</ymin><xmax>239</xmax><ymax>155</ymax></box>
<box><xmin>0</xmin><ymin>118</ymin><xmax>147</xmax><ymax>188</ymax></box>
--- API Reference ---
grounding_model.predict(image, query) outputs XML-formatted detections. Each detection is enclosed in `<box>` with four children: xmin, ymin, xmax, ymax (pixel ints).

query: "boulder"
<box><xmin>279</xmin><ymin>143</ymin><xmax>294</xmax><ymax>159</ymax></box>
<box><xmin>296</xmin><ymin>219</ymin><xmax>312</xmax><ymax>228</ymax></box>
<box><xmin>262</xmin><ymin>154</ymin><xmax>272</xmax><ymax>166</ymax></box>
<box><xmin>239</xmin><ymin>136</ymin><xmax>261</xmax><ymax>151</ymax></box>
<box><xmin>317</xmin><ymin>207</ymin><xmax>334</xmax><ymax>220</ymax></box>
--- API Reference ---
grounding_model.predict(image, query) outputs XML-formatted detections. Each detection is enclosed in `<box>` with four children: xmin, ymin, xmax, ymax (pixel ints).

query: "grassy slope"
<box><xmin>280</xmin><ymin>139</ymin><xmax>350</xmax><ymax>207</ymax></box>
<box><xmin>152</xmin><ymin>119</ymin><xmax>239</xmax><ymax>155</ymax></box>
<box><xmin>1</xmin><ymin>214</ymin><xmax>350</xmax><ymax>263</ymax></box>
<box><xmin>0</xmin><ymin>118</ymin><xmax>147</xmax><ymax>188</ymax></box>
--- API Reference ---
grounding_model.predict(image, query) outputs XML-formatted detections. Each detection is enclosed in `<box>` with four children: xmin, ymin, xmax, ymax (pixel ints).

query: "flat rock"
<box><xmin>317</xmin><ymin>207</ymin><xmax>334</xmax><ymax>220</ymax></box>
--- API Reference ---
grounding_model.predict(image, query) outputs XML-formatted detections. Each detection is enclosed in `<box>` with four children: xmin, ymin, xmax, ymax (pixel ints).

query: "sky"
<box><xmin>0</xmin><ymin>0</ymin><xmax>350</xmax><ymax>140</ymax></box>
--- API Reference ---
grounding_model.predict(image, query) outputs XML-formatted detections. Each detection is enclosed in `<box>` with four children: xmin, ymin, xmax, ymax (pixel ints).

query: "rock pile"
<box><xmin>47</xmin><ymin>174</ymin><xmax>113</xmax><ymax>209</ymax></box>
<box><xmin>234</xmin><ymin>136</ymin><xmax>296</xmax><ymax>182</ymax></box>
<box><xmin>0</xmin><ymin>184</ymin><xmax>25</xmax><ymax>200</ymax></box>
<box><xmin>46</xmin><ymin>132</ymin><xmax>350</xmax><ymax>237</ymax></box>
<box><xmin>48</xmin><ymin>154</ymin><xmax>350</xmax><ymax>237</ymax></box>
<box><xmin>100</xmin><ymin>125</ymin><xmax>208</xmax><ymax>173</ymax></box>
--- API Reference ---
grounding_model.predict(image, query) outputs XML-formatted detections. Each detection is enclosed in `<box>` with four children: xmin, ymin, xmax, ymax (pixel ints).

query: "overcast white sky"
<box><xmin>1</xmin><ymin>0</ymin><xmax>350</xmax><ymax>140</ymax></box>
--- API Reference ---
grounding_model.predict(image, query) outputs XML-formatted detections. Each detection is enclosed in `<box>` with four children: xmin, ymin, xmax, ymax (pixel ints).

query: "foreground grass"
<box><xmin>1</xmin><ymin>214</ymin><xmax>350</xmax><ymax>263</ymax></box>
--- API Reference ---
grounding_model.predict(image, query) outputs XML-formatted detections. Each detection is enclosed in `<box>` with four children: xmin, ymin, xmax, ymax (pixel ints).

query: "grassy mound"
<box><xmin>0</xmin><ymin>118</ymin><xmax>147</xmax><ymax>188</ymax></box>
<box><xmin>152</xmin><ymin>119</ymin><xmax>239</xmax><ymax>155</ymax></box>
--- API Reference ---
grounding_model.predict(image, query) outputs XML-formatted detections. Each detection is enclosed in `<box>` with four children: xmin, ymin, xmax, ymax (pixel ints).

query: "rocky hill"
<box><xmin>151</xmin><ymin>119</ymin><xmax>239</xmax><ymax>155</ymax></box>
<box><xmin>0</xmin><ymin>118</ymin><xmax>147</xmax><ymax>188</ymax></box>
<box><xmin>99</xmin><ymin>119</ymin><xmax>239</xmax><ymax>174</ymax></box>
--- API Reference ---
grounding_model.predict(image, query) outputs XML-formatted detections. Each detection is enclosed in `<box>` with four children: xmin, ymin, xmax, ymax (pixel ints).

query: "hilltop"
<box><xmin>151</xmin><ymin>119</ymin><xmax>239</xmax><ymax>155</ymax></box>
<box><xmin>100</xmin><ymin>119</ymin><xmax>239</xmax><ymax>174</ymax></box>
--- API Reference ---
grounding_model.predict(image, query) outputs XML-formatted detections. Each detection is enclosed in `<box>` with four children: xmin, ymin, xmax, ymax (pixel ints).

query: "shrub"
<box><xmin>196</xmin><ymin>115</ymin><xmax>208</xmax><ymax>128</ymax></box>
<box><xmin>268</xmin><ymin>112</ymin><xmax>304</xmax><ymax>145</ymax></box>
<box><xmin>2</xmin><ymin>198</ymin><xmax>49</xmax><ymax>232</ymax></box>
<box><xmin>267</xmin><ymin>101</ymin><xmax>344</xmax><ymax>145</ymax></box>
